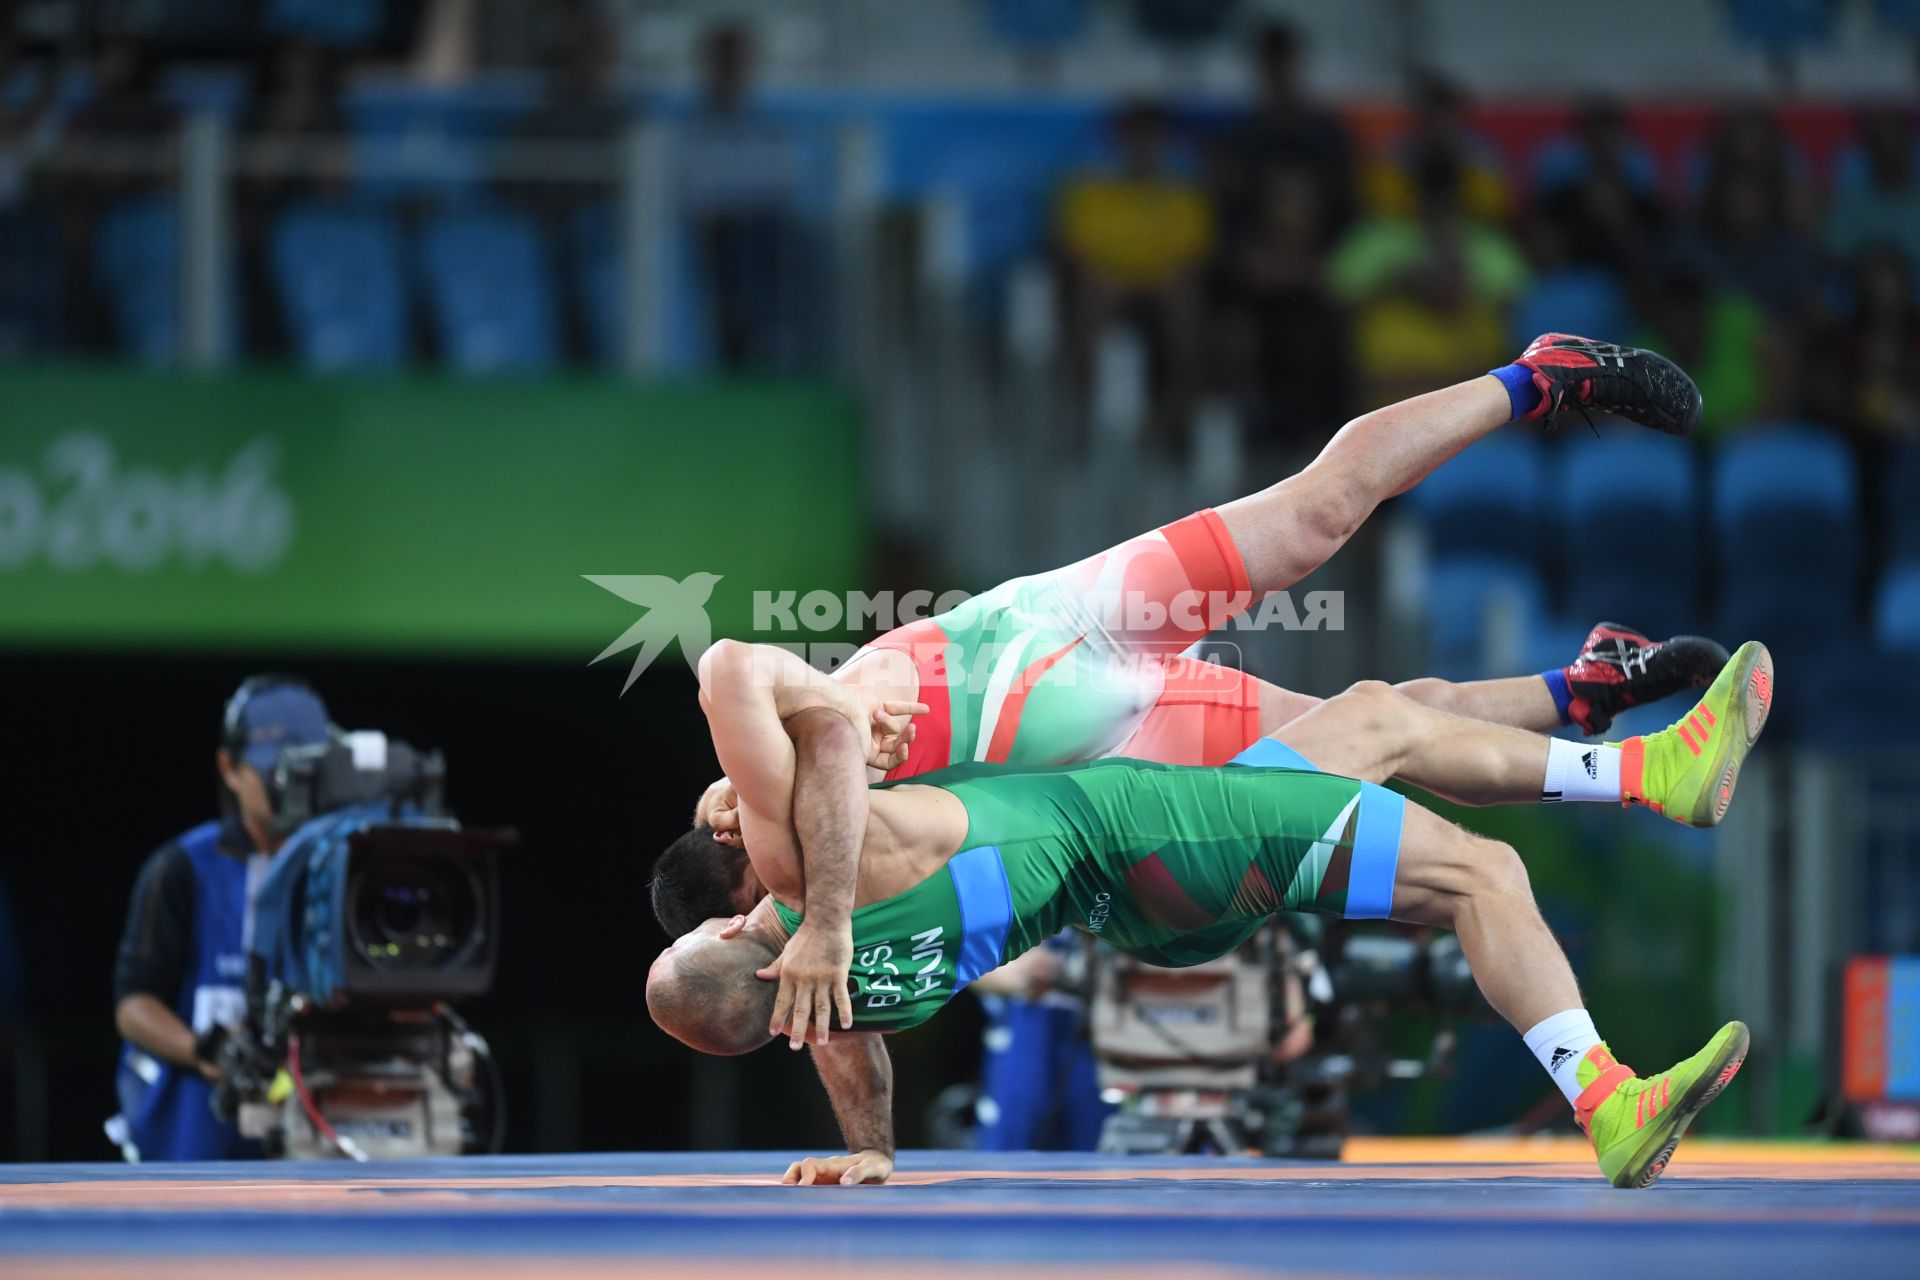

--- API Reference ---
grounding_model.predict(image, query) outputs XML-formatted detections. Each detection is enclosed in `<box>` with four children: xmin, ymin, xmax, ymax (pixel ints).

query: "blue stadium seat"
<box><xmin>270</xmin><ymin>204</ymin><xmax>410</xmax><ymax>371</ymax></box>
<box><xmin>1726</xmin><ymin>0</ymin><xmax>1836</xmax><ymax>50</ymax></box>
<box><xmin>94</xmin><ymin>197</ymin><xmax>180</xmax><ymax>364</ymax></box>
<box><xmin>1786</xmin><ymin>644</ymin><xmax>1920</xmax><ymax>747</ymax></box>
<box><xmin>1510</xmin><ymin>268</ymin><xmax>1631</xmax><ymax>354</ymax></box>
<box><xmin>1408</xmin><ymin>433</ymin><xmax>1548</xmax><ymax>563</ymax></box>
<box><xmin>268</xmin><ymin>0</ymin><xmax>385</xmax><ymax>46</ymax></box>
<box><xmin>572</xmin><ymin>204</ymin><xmax>621</xmax><ymax>368</ymax></box>
<box><xmin>1558</xmin><ymin>432</ymin><xmax>1702</xmax><ymax>638</ymax></box>
<box><xmin>1713</xmin><ymin>425</ymin><xmax>1858</xmax><ymax>532</ymax></box>
<box><xmin>1876</xmin><ymin>564</ymin><xmax>1920</xmax><ymax>653</ymax></box>
<box><xmin>1529</xmin><ymin>137</ymin><xmax>1659</xmax><ymax>197</ymax></box>
<box><xmin>1877</xmin><ymin>0</ymin><xmax>1920</xmax><ymax>35</ymax></box>
<box><xmin>1886</xmin><ymin>446</ymin><xmax>1920</xmax><ymax>563</ymax></box>
<box><xmin>1712</xmin><ymin>425</ymin><xmax>1861</xmax><ymax>670</ymax></box>
<box><xmin>1425</xmin><ymin>556</ymin><xmax>1549</xmax><ymax>682</ymax></box>
<box><xmin>0</xmin><ymin>208</ymin><xmax>63</xmax><ymax>355</ymax></box>
<box><xmin>419</xmin><ymin>209</ymin><xmax>558</xmax><ymax>373</ymax></box>
<box><xmin>983</xmin><ymin>0</ymin><xmax>1090</xmax><ymax>53</ymax></box>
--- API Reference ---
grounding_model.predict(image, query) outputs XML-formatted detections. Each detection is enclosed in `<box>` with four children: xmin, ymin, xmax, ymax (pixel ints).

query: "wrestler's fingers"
<box><xmin>812</xmin><ymin>988</ymin><xmax>833</xmax><ymax>1045</ymax></box>
<box><xmin>840</xmin><ymin>1157</ymin><xmax>883</xmax><ymax>1184</ymax></box>
<box><xmin>767</xmin><ymin>973</ymin><xmax>796</xmax><ymax>1041</ymax></box>
<box><xmin>786</xmin><ymin>983</ymin><xmax>813</xmax><ymax>1050</ymax></box>
<box><xmin>833</xmin><ymin>975</ymin><xmax>854</xmax><ymax>1031</ymax></box>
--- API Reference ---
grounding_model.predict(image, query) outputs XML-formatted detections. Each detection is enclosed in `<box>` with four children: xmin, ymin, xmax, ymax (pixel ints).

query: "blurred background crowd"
<box><xmin>2</xmin><ymin>0</ymin><xmax>1917</xmax><ymax>1163</ymax></box>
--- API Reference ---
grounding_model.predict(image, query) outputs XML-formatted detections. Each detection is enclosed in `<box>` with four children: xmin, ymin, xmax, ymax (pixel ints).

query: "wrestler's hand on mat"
<box><xmin>782</xmin><ymin>1150</ymin><xmax>894</xmax><ymax>1186</ymax></box>
<box><xmin>759</xmin><ymin>918</ymin><xmax>855</xmax><ymax>1049</ymax></box>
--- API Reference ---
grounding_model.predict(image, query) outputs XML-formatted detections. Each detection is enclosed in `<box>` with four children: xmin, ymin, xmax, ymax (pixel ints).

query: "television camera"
<box><xmin>209</xmin><ymin>730</ymin><xmax>511</xmax><ymax>1160</ymax></box>
<box><xmin>1089</xmin><ymin>919</ymin><xmax>1486</xmax><ymax>1156</ymax></box>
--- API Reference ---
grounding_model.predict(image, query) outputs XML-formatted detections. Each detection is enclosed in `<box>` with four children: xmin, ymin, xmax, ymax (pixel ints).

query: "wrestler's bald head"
<box><xmin>645</xmin><ymin>921</ymin><xmax>779</xmax><ymax>1056</ymax></box>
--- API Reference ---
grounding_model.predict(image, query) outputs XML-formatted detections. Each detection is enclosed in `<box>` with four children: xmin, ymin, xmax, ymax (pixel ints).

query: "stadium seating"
<box><xmin>1510</xmin><ymin>269</ymin><xmax>1632</xmax><ymax>354</ymax></box>
<box><xmin>418</xmin><ymin>209</ymin><xmax>559</xmax><ymax>373</ymax></box>
<box><xmin>1876</xmin><ymin>563</ymin><xmax>1920</xmax><ymax>653</ymax></box>
<box><xmin>0</xmin><ymin>209</ymin><xmax>62</xmax><ymax>356</ymax></box>
<box><xmin>1425</xmin><ymin>556</ymin><xmax>1550</xmax><ymax>682</ymax></box>
<box><xmin>270</xmin><ymin>204</ymin><xmax>411</xmax><ymax>372</ymax></box>
<box><xmin>1408</xmin><ymin>432</ymin><xmax>1548</xmax><ymax>563</ymax></box>
<box><xmin>1725</xmin><ymin>0</ymin><xmax>1837</xmax><ymax>51</ymax></box>
<box><xmin>94</xmin><ymin>197</ymin><xmax>182</xmax><ymax>365</ymax></box>
<box><xmin>1712</xmin><ymin>424</ymin><xmax>1861</xmax><ymax>665</ymax></box>
<box><xmin>267</xmin><ymin>0</ymin><xmax>386</xmax><ymax>45</ymax></box>
<box><xmin>1885</xmin><ymin>445</ymin><xmax>1920</xmax><ymax>564</ymax></box>
<box><xmin>983</xmin><ymin>0</ymin><xmax>1090</xmax><ymax>54</ymax></box>
<box><xmin>1558</xmin><ymin>431</ymin><xmax>1702</xmax><ymax>639</ymax></box>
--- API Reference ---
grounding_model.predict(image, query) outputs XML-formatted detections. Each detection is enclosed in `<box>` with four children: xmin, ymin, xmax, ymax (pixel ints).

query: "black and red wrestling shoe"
<box><xmin>1563</xmin><ymin>621</ymin><xmax>1730</xmax><ymax>737</ymax></box>
<box><xmin>1514</xmin><ymin>333</ymin><xmax>1704</xmax><ymax>436</ymax></box>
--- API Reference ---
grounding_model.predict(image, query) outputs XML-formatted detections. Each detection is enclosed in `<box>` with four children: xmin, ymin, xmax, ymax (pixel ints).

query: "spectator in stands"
<box><xmin>1363</xmin><ymin>71</ymin><xmax>1509</xmax><ymax>226</ymax></box>
<box><xmin>1057</xmin><ymin>100</ymin><xmax>1214</xmax><ymax>451</ymax></box>
<box><xmin>1827</xmin><ymin>108</ymin><xmax>1920</xmax><ymax>268</ymax></box>
<box><xmin>1329</xmin><ymin>150</ymin><xmax>1528</xmax><ymax>406</ymax></box>
<box><xmin>680</xmin><ymin>21</ymin><xmax>809</xmax><ymax>373</ymax></box>
<box><xmin>1686</xmin><ymin>139</ymin><xmax>1824</xmax><ymax>320</ymax></box>
<box><xmin>1215</xmin><ymin>20</ymin><xmax>1353</xmax><ymax>251</ymax></box>
<box><xmin>1632</xmin><ymin>258</ymin><xmax>1773</xmax><ymax>437</ymax></box>
<box><xmin>1536</xmin><ymin>98</ymin><xmax>1665</xmax><ymax>281</ymax></box>
<box><xmin>242</xmin><ymin>39</ymin><xmax>349</xmax><ymax>202</ymax></box>
<box><xmin>1215</xmin><ymin>157</ymin><xmax>1350</xmax><ymax>452</ymax></box>
<box><xmin>515</xmin><ymin>5</ymin><xmax>625</xmax><ymax>155</ymax></box>
<box><xmin>1805</xmin><ymin>248</ymin><xmax>1920</xmax><ymax>447</ymax></box>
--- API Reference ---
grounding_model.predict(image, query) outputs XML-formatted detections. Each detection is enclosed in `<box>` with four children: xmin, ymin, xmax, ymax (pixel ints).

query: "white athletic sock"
<box><xmin>1524</xmin><ymin>1008</ymin><xmax>1603</xmax><ymax>1105</ymax></box>
<box><xmin>1541</xmin><ymin>738</ymin><xmax>1622</xmax><ymax>804</ymax></box>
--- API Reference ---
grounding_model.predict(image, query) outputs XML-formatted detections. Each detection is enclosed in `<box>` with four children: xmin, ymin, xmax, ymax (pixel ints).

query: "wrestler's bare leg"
<box><xmin>1215</xmin><ymin>376</ymin><xmax>1513</xmax><ymax>593</ymax></box>
<box><xmin>1252</xmin><ymin>670</ymin><xmax>1564</xmax><ymax>741</ymax></box>
<box><xmin>1269</xmin><ymin>679</ymin><xmax>1565</xmax><ymax>808</ymax></box>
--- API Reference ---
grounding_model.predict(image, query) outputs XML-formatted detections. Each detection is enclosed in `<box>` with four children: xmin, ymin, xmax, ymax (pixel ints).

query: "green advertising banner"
<box><xmin>0</xmin><ymin>368</ymin><xmax>865</xmax><ymax>657</ymax></box>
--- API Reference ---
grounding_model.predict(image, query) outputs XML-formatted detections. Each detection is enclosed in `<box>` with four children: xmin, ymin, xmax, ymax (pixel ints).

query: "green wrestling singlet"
<box><xmin>771</xmin><ymin>740</ymin><xmax>1408</xmax><ymax>1032</ymax></box>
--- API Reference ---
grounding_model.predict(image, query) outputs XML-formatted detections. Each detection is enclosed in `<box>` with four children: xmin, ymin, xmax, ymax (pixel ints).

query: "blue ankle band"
<box><xmin>1541</xmin><ymin>669</ymin><xmax>1574</xmax><ymax>725</ymax></box>
<box><xmin>1490</xmin><ymin>363</ymin><xmax>1542</xmax><ymax>420</ymax></box>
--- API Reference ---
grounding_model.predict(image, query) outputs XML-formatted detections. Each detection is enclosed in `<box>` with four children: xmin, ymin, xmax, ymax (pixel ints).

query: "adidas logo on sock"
<box><xmin>1581</xmin><ymin>750</ymin><xmax>1598</xmax><ymax>779</ymax></box>
<box><xmin>1550</xmin><ymin>1047</ymin><xmax>1578</xmax><ymax>1073</ymax></box>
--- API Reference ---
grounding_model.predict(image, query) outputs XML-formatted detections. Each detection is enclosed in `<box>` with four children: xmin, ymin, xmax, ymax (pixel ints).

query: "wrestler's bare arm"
<box><xmin>782</xmin><ymin>1033</ymin><xmax>895</xmax><ymax>1186</ymax></box>
<box><xmin>763</xmin><ymin>706</ymin><xmax>871</xmax><ymax>1049</ymax></box>
<box><xmin>697</xmin><ymin>640</ymin><xmax>864</xmax><ymax>901</ymax></box>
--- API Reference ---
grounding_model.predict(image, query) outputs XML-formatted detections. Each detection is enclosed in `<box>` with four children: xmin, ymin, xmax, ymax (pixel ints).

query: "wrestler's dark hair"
<box><xmin>651</xmin><ymin>826</ymin><xmax>750</xmax><ymax>937</ymax></box>
<box><xmin>646</xmin><ymin>931</ymin><xmax>778</xmax><ymax>1056</ymax></box>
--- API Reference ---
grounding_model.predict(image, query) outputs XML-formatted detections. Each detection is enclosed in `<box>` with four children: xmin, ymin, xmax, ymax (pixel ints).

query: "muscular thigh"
<box><xmin>1381</xmin><ymin>799</ymin><xmax>1497</xmax><ymax>931</ymax></box>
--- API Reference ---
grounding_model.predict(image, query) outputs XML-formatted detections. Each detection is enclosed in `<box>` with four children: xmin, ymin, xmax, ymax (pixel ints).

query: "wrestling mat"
<box><xmin>3</xmin><ymin>1137</ymin><xmax>1917</xmax><ymax>1278</ymax></box>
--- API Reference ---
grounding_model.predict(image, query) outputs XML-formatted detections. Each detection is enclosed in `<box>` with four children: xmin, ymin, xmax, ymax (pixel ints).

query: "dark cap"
<box><xmin>222</xmin><ymin>676</ymin><xmax>331</xmax><ymax>775</ymax></box>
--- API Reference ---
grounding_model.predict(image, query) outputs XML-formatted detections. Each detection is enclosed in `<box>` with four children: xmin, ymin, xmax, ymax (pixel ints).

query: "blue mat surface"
<box><xmin>3</xmin><ymin>1148</ymin><xmax>1918</xmax><ymax>1278</ymax></box>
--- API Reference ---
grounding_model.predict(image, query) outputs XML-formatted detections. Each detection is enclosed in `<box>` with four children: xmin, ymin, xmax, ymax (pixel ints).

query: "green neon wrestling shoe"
<box><xmin>1574</xmin><ymin>1022</ymin><xmax>1750</xmax><ymax>1188</ymax></box>
<box><xmin>1619</xmin><ymin>640</ymin><xmax>1773</xmax><ymax>828</ymax></box>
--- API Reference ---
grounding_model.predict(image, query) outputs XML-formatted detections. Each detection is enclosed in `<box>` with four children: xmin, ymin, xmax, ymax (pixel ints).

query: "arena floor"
<box><xmin>2</xmin><ymin>1138</ymin><xmax>1916</xmax><ymax>1278</ymax></box>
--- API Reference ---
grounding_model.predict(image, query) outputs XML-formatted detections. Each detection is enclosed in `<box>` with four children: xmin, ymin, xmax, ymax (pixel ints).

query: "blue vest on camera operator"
<box><xmin>112</xmin><ymin>820</ymin><xmax>266</xmax><ymax>1162</ymax></box>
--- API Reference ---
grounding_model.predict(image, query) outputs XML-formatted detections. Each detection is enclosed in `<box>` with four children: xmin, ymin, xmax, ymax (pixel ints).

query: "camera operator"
<box><xmin>105</xmin><ymin>676</ymin><xmax>332</xmax><ymax>1162</ymax></box>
